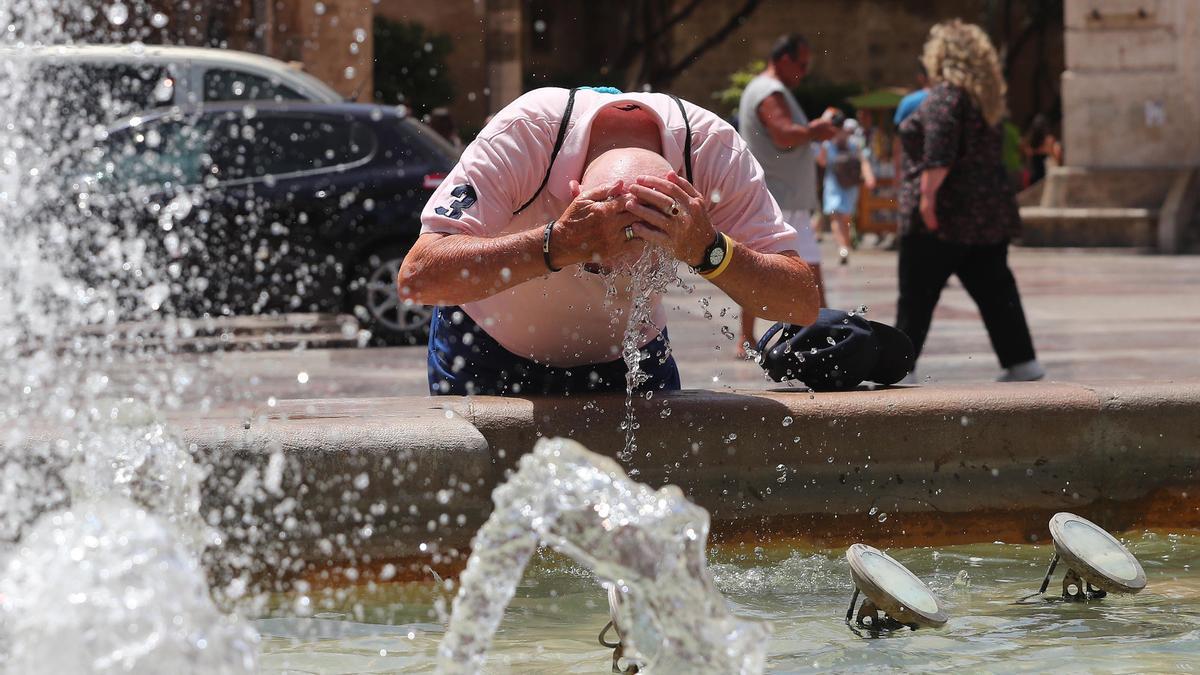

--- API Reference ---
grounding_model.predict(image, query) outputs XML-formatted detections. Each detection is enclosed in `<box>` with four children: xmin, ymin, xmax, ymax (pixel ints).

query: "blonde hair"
<box><xmin>921</xmin><ymin>19</ymin><xmax>1007</xmax><ymax>126</ymax></box>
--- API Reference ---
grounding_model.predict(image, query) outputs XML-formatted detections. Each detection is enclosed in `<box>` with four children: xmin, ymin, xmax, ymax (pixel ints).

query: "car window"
<box><xmin>203</xmin><ymin>69</ymin><xmax>306</xmax><ymax>102</ymax></box>
<box><xmin>82</xmin><ymin>112</ymin><xmax>375</xmax><ymax>192</ymax></box>
<box><xmin>37</xmin><ymin>62</ymin><xmax>174</xmax><ymax>128</ymax></box>
<box><xmin>387</xmin><ymin>118</ymin><xmax>456</xmax><ymax>167</ymax></box>
<box><xmin>251</xmin><ymin>115</ymin><xmax>377</xmax><ymax>176</ymax></box>
<box><xmin>86</xmin><ymin>114</ymin><xmax>253</xmax><ymax>191</ymax></box>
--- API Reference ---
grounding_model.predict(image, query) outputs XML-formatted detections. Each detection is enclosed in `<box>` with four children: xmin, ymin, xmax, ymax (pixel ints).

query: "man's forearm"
<box><xmin>398</xmin><ymin>230</ymin><xmax>550</xmax><ymax>306</ymax></box>
<box><xmin>710</xmin><ymin>246</ymin><xmax>819</xmax><ymax>324</ymax></box>
<box><xmin>771</xmin><ymin>123</ymin><xmax>817</xmax><ymax>149</ymax></box>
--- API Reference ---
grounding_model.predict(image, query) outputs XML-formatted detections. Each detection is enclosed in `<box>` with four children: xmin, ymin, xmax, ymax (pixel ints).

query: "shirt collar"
<box><xmin>546</xmin><ymin>91</ymin><xmax>689</xmax><ymax>204</ymax></box>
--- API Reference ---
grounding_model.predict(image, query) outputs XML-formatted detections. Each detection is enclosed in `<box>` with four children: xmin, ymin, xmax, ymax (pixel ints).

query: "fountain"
<box><xmin>2</xmin><ymin>2</ymin><xmax>1200</xmax><ymax>673</ymax></box>
<box><xmin>438</xmin><ymin>437</ymin><xmax>770</xmax><ymax>674</ymax></box>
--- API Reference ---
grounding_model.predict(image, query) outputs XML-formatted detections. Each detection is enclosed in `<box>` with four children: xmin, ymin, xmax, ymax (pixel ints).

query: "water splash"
<box><xmin>596</xmin><ymin>245</ymin><xmax>677</xmax><ymax>463</ymax></box>
<box><xmin>438</xmin><ymin>437</ymin><xmax>770</xmax><ymax>674</ymax></box>
<box><xmin>0</xmin><ymin>1</ymin><xmax>258</xmax><ymax>668</ymax></box>
<box><xmin>0</xmin><ymin>497</ymin><xmax>258</xmax><ymax>674</ymax></box>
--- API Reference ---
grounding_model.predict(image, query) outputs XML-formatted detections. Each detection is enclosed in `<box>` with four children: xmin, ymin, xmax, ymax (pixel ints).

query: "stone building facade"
<box><xmin>1063</xmin><ymin>0</ymin><xmax>1200</xmax><ymax>168</ymax></box>
<box><xmin>159</xmin><ymin>1</ymin><xmax>1063</xmax><ymax>136</ymax></box>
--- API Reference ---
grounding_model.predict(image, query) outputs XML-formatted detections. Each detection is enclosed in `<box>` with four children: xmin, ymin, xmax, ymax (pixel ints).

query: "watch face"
<box><xmin>709</xmin><ymin>247</ymin><xmax>725</xmax><ymax>266</ymax></box>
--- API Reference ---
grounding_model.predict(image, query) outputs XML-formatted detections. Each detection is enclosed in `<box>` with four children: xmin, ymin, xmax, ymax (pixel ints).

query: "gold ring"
<box><xmin>668</xmin><ymin>200</ymin><xmax>681</xmax><ymax>217</ymax></box>
<box><xmin>624</xmin><ymin>225</ymin><xmax>635</xmax><ymax>241</ymax></box>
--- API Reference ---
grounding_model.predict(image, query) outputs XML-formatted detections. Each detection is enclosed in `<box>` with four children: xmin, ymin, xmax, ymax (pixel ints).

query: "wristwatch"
<box><xmin>693</xmin><ymin>231</ymin><xmax>729</xmax><ymax>275</ymax></box>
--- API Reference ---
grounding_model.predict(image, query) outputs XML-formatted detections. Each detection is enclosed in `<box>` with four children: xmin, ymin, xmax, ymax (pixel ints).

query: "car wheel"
<box><xmin>353</xmin><ymin>243</ymin><xmax>432</xmax><ymax>346</ymax></box>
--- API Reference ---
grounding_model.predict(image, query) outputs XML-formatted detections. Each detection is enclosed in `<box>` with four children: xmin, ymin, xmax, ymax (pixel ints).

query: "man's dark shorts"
<box><xmin>427</xmin><ymin>306</ymin><xmax>681</xmax><ymax>396</ymax></box>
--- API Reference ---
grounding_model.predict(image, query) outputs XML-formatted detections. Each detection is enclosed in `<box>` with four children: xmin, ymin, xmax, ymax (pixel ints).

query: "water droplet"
<box><xmin>781</xmin><ymin>416</ymin><xmax>793</xmax><ymax>427</ymax></box>
<box><xmin>534</xmin><ymin>19</ymin><xmax>547</xmax><ymax>33</ymax></box>
<box><xmin>344</xmin><ymin>66</ymin><xmax>356</xmax><ymax>80</ymax></box>
<box><xmin>353</xmin><ymin>473</ymin><xmax>370</xmax><ymax>490</ymax></box>
<box><xmin>297</xmin><ymin>372</ymin><xmax>309</xmax><ymax>384</ymax></box>
<box><xmin>314</xmin><ymin>2</ymin><xmax>327</xmax><ymax>15</ymax></box>
<box><xmin>877</xmin><ymin>512</ymin><xmax>888</xmax><ymax>522</ymax></box>
<box><xmin>354</xmin><ymin>28</ymin><xmax>367</xmax><ymax>42</ymax></box>
<box><xmin>150</xmin><ymin>11</ymin><xmax>168</xmax><ymax>28</ymax></box>
<box><xmin>105</xmin><ymin>2</ymin><xmax>128</xmax><ymax>25</ymax></box>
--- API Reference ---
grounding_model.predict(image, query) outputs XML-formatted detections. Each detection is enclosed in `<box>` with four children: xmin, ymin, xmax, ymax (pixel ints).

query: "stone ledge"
<box><xmin>12</xmin><ymin>381</ymin><xmax>1196</xmax><ymax>583</ymax></box>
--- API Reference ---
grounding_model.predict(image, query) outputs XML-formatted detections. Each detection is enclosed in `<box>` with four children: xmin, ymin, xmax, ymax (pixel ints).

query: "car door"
<box><xmin>66</xmin><ymin>112</ymin><xmax>223</xmax><ymax>318</ymax></box>
<box><xmin>240</xmin><ymin>111</ymin><xmax>380</xmax><ymax>314</ymax></box>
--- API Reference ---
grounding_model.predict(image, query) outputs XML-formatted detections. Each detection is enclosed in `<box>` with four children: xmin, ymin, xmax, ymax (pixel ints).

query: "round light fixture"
<box><xmin>845</xmin><ymin>543</ymin><xmax>947</xmax><ymax>630</ymax></box>
<box><xmin>1034</xmin><ymin>512</ymin><xmax>1146</xmax><ymax>600</ymax></box>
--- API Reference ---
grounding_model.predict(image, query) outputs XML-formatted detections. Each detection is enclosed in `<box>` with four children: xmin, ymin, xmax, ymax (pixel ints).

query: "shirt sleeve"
<box><xmin>420</xmin><ymin>118</ymin><xmax>552</xmax><ymax>237</ymax></box>
<box><xmin>923</xmin><ymin>85</ymin><xmax>964</xmax><ymax>169</ymax></box>
<box><xmin>694</xmin><ymin>133</ymin><xmax>804</xmax><ymax>256</ymax></box>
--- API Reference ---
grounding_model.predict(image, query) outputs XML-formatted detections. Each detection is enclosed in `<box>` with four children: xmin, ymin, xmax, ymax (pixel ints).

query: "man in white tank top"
<box><xmin>736</xmin><ymin>34</ymin><xmax>837</xmax><ymax>356</ymax></box>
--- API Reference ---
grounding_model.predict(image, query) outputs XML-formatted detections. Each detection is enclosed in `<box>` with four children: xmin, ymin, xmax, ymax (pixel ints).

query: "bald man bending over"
<box><xmin>400</xmin><ymin>87</ymin><xmax>820</xmax><ymax>396</ymax></box>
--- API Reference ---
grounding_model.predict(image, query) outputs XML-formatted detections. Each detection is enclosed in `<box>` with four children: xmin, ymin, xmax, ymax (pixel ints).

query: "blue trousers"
<box><xmin>427</xmin><ymin>306</ymin><xmax>681</xmax><ymax>396</ymax></box>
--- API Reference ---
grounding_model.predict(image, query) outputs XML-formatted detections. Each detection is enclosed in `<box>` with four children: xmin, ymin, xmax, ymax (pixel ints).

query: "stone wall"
<box><xmin>668</xmin><ymin>0</ymin><xmax>957</xmax><ymax>116</ymax></box>
<box><xmin>1063</xmin><ymin>0</ymin><xmax>1200</xmax><ymax>168</ymax></box>
<box><xmin>291</xmin><ymin>0</ymin><xmax>375</xmax><ymax>102</ymax></box>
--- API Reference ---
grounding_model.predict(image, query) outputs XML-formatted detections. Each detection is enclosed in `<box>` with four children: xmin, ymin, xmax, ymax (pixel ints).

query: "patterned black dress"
<box><xmin>897</xmin><ymin>82</ymin><xmax>1020</xmax><ymax>244</ymax></box>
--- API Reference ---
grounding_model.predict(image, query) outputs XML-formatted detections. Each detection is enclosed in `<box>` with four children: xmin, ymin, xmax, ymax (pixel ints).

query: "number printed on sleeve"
<box><xmin>434</xmin><ymin>184</ymin><xmax>478</xmax><ymax>219</ymax></box>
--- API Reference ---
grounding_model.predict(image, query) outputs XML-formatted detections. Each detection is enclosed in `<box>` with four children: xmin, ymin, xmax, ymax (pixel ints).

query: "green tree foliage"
<box><xmin>372</xmin><ymin>17</ymin><xmax>453</xmax><ymax>116</ymax></box>
<box><xmin>715</xmin><ymin>61</ymin><xmax>863</xmax><ymax>120</ymax></box>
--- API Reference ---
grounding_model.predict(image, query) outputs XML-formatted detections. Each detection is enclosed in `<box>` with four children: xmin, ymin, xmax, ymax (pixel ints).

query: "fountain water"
<box><xmin>0</xmin><ymin>2</ymin><xmax>260</xmax><ymax>670</ymax></box>
<box><xmin>438</xmin><ymin>437</ymin><xmax>771</xmax><ymax>674</ymax></box>
<box><xmin>600</xmin><ymin>245</ymin><xmax>678</xmax><ymax>465</ymax></box>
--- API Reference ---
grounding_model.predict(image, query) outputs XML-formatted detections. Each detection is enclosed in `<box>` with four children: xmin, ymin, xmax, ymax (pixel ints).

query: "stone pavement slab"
<box><xmin>170</xmin><ymin>243</ymin><xmax>1200</xmax><ymax>405</ymax></box>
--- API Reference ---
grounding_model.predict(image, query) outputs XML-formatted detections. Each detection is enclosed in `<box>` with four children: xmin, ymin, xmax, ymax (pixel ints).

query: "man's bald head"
<box><xmin>580</xmin><ymin>147</ymin><xmax>672</xmax><ymax>193</ymax></box>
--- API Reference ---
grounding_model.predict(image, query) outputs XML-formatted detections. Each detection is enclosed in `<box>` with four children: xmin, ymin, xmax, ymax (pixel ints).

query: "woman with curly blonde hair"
<box><xmin>894</xmin><ymin>19</ymin><xmax>1043</xmax><ymax>382</ymax></box>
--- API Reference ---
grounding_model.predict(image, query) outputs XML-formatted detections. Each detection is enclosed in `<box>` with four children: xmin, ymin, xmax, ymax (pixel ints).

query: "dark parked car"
<box><xmin>55</xmin><ymin>102</ymin><xmax>456</xmax><ymax>343</ymax></box>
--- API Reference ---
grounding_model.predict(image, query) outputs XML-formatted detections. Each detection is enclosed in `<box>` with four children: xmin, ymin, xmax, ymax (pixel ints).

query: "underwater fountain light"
<box><xmin>599</xmin><ymin>585</ymin><xmax>643</xmax><ymax>674</ymax></box>
<box><xmin>844</xmin><ymin>543</ymin><xmax>947</xmax><ymax>630</ymax></box>
<box><xmin>1031</xmin><ymin>512</ymin><xmax>1146</xmax><ymax>601</ymax></box>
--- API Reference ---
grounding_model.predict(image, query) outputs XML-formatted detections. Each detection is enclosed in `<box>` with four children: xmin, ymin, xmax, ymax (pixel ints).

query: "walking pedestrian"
<box><xmin>894</xmin><ymin>20</ymin><xmax>1044</xmax><ymax>382</ymax></box>
<box><xmin>1021</xmin><ymin>113</ymin><xmax>1062</xmax><ymax>186</ymax></box>
<box><xmin>817</xmin><ymin>115</ymin><xmax>876</xmax><ymax>265</ymax></box>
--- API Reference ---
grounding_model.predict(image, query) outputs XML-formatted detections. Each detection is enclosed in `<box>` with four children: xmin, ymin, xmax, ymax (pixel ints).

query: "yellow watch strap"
<box><xmin>699</xmin><ymin>234</ymin><xmax>733</xmax><ymax>281</ymax></box>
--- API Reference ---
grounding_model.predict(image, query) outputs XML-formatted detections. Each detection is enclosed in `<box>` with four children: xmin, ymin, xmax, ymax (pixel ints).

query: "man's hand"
<box><xmin>548</xmin><ymin>180</ymin><xmax>642</xmax><ymax>268</ymax></box>
<box><xmin>624</xmin><ymin>171</ymin><xmax>716</xmax><ymax>267</ymax></box>
<box><xmin>807</xmin><ymin>118</ymin><xmax>838</xmax><ymax>142</ymax></box>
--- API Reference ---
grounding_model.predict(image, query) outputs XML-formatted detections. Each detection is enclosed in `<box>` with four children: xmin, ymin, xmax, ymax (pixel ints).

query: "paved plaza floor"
<box><xmin>193</xmin><ymin>242</ymin><xmax>1200</xmax><ymax>403</ymax></box>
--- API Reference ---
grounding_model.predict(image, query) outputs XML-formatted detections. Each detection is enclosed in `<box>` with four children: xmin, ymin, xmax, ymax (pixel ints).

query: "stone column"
<box><xmin>485</xmin><ymin>0</ymin><xmax>523</xmax><ymax>114</ymax></box>
<box><xmin>1063</xmin><ymin>0</ymin><xmax>1200</xmax><ymax>168</ymax></box>
<box><xmin>292</xmin><ymin>0</ymin><xmax>376</xmax><ymax>102</ymax></box>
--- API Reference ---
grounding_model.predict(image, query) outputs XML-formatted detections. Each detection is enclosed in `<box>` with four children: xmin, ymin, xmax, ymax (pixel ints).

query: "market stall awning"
<box><xmin>848</xmin><ymin>87</ymin><xmax>909</xmax><ymax>111</ymax></box>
